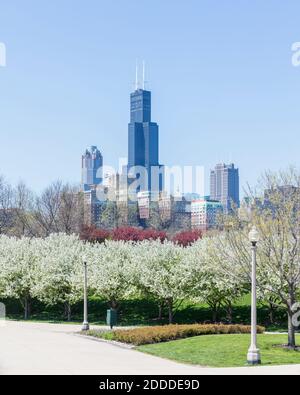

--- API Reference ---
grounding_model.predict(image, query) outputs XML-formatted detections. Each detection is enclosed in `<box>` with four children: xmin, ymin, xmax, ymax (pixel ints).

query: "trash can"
<box><xmin>106</xmin><ymin>309</ymin><xmax>117</xmax><ymax>329</ymax></box>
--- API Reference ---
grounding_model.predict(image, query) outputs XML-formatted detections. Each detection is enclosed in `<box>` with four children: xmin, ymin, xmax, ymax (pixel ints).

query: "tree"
<box><xmin>132</xmin><ymin>240</ymin><xmax>187</xmax><ymax>323</ymax></box>
<box><xmin>57</xmin><ymin>184</ymin><xmax>84</xmax><ymax>234</ymax></box>
<box><xmin>13</xmin><ymin>182</ymin><xmax>38</xmax><ymax>237</ymax></box>
<box><xmin>32</xmin><ymin>234</ymin><xmax>86</xmax><ymax>321</ymax></box>
<box><xmin>218</xmin><ymin>168</ymin><xmax>300</xmax><ymax>348</ymax></box>
<box><xmin>173</xmin><ymin>230</ymin><xmax>203</xmax><ymax>247</ymax></box>
<box><xmin>89</xmin><ymin>241</ymin><xmax>134</xmax><ymax>309</ymax></box>
<box><xmin>112</xmin><ymin>227</ymin><xmax>166</xmax><ymax>242</ymax></box>
<box><xmin>80</xmin><ymin>226</ymin><xmax>111</xmax><ymax>243</ymax></box>
<box><xmin>98</xmin><ymin>202</ymin><xmax>122</xmax><ymax>229</ymax></box>
<box><xmin>0</xmin><ymin>236</ymin><xmax>41</xmax><ymax>319</ymax></box>
<box><xmin>183</xmin><ymin>238</ymin><xmax>246</xmax><ymax>322</ymax></box>
<box><xmin>0</xmin><ymin>176</ymin><xmax>14</xmax><ymax>235</ymax></box>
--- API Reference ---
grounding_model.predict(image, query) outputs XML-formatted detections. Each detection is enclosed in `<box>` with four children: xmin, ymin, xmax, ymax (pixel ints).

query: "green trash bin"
<box><xmin>107</xmin><ymin>309</ymin><xmax>117</xmax><ymax>329</ymax></box>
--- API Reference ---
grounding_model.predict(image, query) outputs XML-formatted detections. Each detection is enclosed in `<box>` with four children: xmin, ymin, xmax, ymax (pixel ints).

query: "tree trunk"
<box><xmin>268</xmin><ymin>302</ymin><xmax>275</xmax><ymax>325</ymax></box>
<box><xmin>24</xmin><ymin>297</ymin><xmax>30</xmax><ymax>320</ymax></box>
<box><xmin>287</xmin><ymin>288</ymin><xmax>297</xmax><ymax>349</ymax></box>
<box><xmin>288</xmin><ymin>308</ymin><xmax>296</xmax><ymax>349</ymax></box>
<box><xmin>212</xmin><ymin>305</ymin><xmax>218</xmax><ymax>323</ymax></box>
<box><xmin>226</xmin><ymin>302</ymin><xmax>233</xmax><ymax>324</ymax></box>
<box><xmin>157</xmin><ymin>302</ymin><xmax>163</xmax><ymax>320</ymax></box>
<box><xmin>167</xmin><ymin>299</ymin><xmax>173</xmax><ymax>324</ymax></box>
<box><xmin>64</xmin><ymin>302</ymin><xmax>72</xmax><ymax>322</ymax></box>
<box><xmin>111</xmin><ymin>300</ymin><xmax>119</xmax><ymax>310</ymax></box>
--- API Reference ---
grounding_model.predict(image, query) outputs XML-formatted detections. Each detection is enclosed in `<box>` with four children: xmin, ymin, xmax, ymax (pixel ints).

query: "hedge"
<box><xmin>86</xmin><ymin>324</ymin><xmax>265</xmax><ymax>346</ymax></box>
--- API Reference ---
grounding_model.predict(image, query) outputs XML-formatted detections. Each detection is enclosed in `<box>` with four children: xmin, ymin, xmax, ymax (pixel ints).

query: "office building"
<box><xmin>82</xmin><ymin>146</ymin><xmax>103</xmax><ymax>191</ymax></box>
<box><xmin>191</xmin><ymin>197</ymin><xmax>223</xmax><ymax>231</ymax></box>
<box><xmin>210</xmin><ymin>163</ymin><xmax>240</xmax><ymax>214</ymax></box>
<box><xmin>127</xmin><ymin>66</ymin><xmax>164</xmax><ymax>194</ymax></box>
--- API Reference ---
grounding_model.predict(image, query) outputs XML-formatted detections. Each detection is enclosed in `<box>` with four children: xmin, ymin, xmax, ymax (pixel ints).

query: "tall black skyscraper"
<box><xmin>128</xmin><ymin>72</ymin><xmax>163</xmax><ymax>193</ymax></box>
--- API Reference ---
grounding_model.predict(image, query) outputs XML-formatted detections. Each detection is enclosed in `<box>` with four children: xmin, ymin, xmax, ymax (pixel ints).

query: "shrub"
<box><xmin>141</xmin><ymin>229</ymin><xmax>167</xmax><ymax>242</ymax></box>
<box><xmin>88</xmin><ymin>324</ymin><xmax>265</xmax><ymax>346</ymax></box>
<box><xmin>80</xmin><ymin>226</ymin><xmax>111</xmax><ymax>243</ymax></box>
<box><xmin>172</xmin><ymin>230</ymin><xmax>203</xmax><ymax>247</ymax></box>
<box><xmin>112</xmin><ymin>227</ymin><xmax>166</xmax><ymax>242</ymax></box>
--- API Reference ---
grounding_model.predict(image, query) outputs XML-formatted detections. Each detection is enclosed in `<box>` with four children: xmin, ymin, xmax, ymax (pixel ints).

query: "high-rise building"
<box><xmin>127</xmin><ymin>69</ymin><xmax>164</xmax><ymax>194</ymax></box>
<box><xmin>210</xmin><ymin>163</ymin><xmax>240</xmax><ymax>214</ymax></box>
<box><xmin>159</xmin><ymin>193</ymin><xmax>192</xmax><ymax>230</ymax></box>
<box><xmin>82</xmin><ymin>146</ymin><xmax>103</xmax><ymax>191</ymax></box>
<box><xmin>82</xmin><ymin>188</ymin><xmax>102</xmax><ymax>227</ymax></box>
<box><xmin>191</xmin><ymin>197</ymin><xmax>223</xmax><ymax>230</ymax></box>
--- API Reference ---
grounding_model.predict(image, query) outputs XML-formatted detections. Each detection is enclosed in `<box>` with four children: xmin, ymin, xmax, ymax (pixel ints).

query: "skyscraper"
<box><xmin>210</xmin><ymin>163</ymin><xmax>240</xmax><ymax>214</ymax></box>
<box><xmin>81</xmin><ymin>146</ymin><xmax>103</xmax><ymax>191</ymax></box>
<box><xmin>127</xmin><ymin>66</ymin><xmax>164</xmax><ymax>194</ymax></box>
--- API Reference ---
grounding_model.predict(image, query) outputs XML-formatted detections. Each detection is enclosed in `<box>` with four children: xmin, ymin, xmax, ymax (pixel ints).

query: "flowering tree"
<box><xmin>132</xmin><ymin>240</ymin><xmax>188</xmax><ymax>323</ymax></box>
<box><xmin>0</xmin><ymin>236</ymin><xmax>41</xmax><ymax>319</ymax></box>
<box><xmin>89</xmin><ymin>240</ymin><xmax>134</xmax><ymax>309</ymax></box>
<box><xmin>32</xmin><ymin>234</ymin><xmax>87</xmax><ymax>321</ymax></box>
<box><xmin>184</xmin><ymin>238</ymin><xmax>246</xmax><ymax>322</ymax></box>
<box><xmin>218</xmin><ymin>168</ymin><xmax>300</xmax><ymax>348</ymax></box>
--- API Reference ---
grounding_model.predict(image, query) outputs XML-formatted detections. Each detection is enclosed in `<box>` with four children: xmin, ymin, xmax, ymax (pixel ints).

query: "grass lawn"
<box><xmin>138</xmin><ymin>334</ymin><xmax>300</xmax><ymax>368</ymax></box>
<box><xmin>2</xmin><ymin>294</ymin><xmax>289</xmax><ymax>331</ymax></box>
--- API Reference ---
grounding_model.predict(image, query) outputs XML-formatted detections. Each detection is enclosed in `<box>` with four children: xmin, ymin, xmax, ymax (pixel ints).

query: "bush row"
<box><xmin>87</xmin><ymin>324</ymin><xmax>265</xmax><ymax>346</ymax></box>
<box><xmin>80</xmin><ymin>226</ymin><xmax>202</xmax><ymax>247</ymax></box>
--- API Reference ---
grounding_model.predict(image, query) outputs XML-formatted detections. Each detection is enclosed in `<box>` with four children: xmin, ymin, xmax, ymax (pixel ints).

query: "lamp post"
<box><xmin>82</xmin><ymin>260</ymin><xmax>90</xmax><ymax>331</ymax></box>
<box><xmin>247</xmin><ymin>226</ymin><xmax>261</xmax><ymax>365</ymax></box>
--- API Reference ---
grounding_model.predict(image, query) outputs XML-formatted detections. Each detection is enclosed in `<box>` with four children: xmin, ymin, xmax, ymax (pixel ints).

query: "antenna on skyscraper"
<box><xmin>142</xmin><ymin>60</ymin><xmax>149</xmax><ymax>90</ymax></box>
<box><xmin>135</xmin><ymin>60</ymin><xmax>139</xmax><ymax>91</ymax></box>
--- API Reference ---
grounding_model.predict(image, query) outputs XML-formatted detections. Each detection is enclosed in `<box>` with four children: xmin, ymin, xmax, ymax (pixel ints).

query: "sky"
<box><xmin>0</xmin><ymin>0</ymin><xmax>300</xmax><ymax>194</ymax></box>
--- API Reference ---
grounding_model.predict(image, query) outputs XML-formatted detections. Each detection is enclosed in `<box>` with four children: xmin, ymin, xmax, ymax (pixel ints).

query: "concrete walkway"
<box><xmin>0</xmin><ymin>321</ymin><xmax>299</xmax><ymax>375</ymax></box>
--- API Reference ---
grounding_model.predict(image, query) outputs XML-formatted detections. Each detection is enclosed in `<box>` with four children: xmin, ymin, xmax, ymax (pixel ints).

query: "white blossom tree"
<box><xmin>32</xmin><ymin>233</ymin><xmax>87</xmax><ymax>321</ymax></box>
<box><xmin>89</xmin><ymin>240</ymin><xmax>134</xmax><ymax>309</ymax></box>
<box><xmin>0</xmin><ymin>235</ymin><xmax>41</xmax><ymax>319</ymax></box>
<box><xmin>217</xmin><ymin>168</ymin><xmax>300</xmax><ymax>348</ymax></box>
<box><xmin>183</xmin><ymin>237</ymin><xmax>246</xmax><ymax>323</ymax></box>
<box><xmin>131</xmin><ymin>240</ymin><xmax>189</xmax><ymax>324</ymax></box>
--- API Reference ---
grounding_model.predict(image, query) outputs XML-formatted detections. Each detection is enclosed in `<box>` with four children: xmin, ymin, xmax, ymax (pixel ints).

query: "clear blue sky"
<box><xmin>0</xmin><ymin>0</ymin><xmax>300</xmax><ymax>194</ymax></box>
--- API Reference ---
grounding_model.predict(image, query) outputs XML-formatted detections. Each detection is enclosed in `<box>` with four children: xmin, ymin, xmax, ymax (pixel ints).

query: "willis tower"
<box><xmin>128</xmin><ymin>63</ymin><xmax>164</xmax><ymax>194</ymax></box>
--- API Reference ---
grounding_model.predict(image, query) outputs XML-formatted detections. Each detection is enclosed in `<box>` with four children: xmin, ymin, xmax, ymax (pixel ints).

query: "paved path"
<box><xmin>0</xmin><ymin>321</ymin><xmax>299</xmax><ymax>375</ymax></box>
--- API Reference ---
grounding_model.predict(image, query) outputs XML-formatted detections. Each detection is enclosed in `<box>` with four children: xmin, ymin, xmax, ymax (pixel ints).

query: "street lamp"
<box><xmin>247</xmin><ymin>225</ymin><xmax>261</xmax><ymax>365</ymax></box>
<box><xmin>82</xmin><ymin>259</ymin><xmax>90</xmax><ymax>331</ymax></box>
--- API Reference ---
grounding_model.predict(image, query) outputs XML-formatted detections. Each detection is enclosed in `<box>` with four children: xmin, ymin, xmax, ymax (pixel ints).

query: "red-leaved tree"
<box><xmin>172</xmin><ymin>230</ymin><xmax>202</xmax><ymax>247</ymax></box>
<box><xmin>80</xmin><ymin>226</ymin><xmax>111</xmax><ymax>243</ymax></box>
<box><xmin>112</xmin><ymin>227</ymin><xmax>167</xmax><ymax>242</ymax></box>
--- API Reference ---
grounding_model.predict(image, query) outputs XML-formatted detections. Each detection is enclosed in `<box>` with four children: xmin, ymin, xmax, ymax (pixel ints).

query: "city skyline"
<box><xmin>81</xmin><ymin>79</ymin><xmax>239</xmax><ymax>207</ymax></box>
<box><xmin>1</xmin><ymin>1</ymin><xmax>300</xmax><ymax>194</ymax></box>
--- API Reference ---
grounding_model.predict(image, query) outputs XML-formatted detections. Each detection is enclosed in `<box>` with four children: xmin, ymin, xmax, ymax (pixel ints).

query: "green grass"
<box><xmin>138</xmin><ymin>334</ymin><xmax>300</xmax><ymax>368</ymax></box>
<box><xmin>2</xmin><ymin>295</ymin><xmax>289</xmax><ymax>331</ymax></box>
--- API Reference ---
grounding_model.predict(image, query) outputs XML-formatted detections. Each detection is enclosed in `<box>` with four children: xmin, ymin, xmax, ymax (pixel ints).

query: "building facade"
<box><xmin>210</xmin><ymin>163</ymin><xmax>240</xmax><ymax>214</ymax></box>
<box><xmin>128</xmin><ymin>88</ymin><xmax>164</xmax><ymax>194</ymax></box>
<box><xmin>191</xmin><ymin>197</ymin><xmax>223</xmax><ymax>231</ymax></box>
<box><xmin>82</xmin><ymin>188</ymin><xmax>103</xmax><ymax>227</ymax></box>
<box><xmin>159</xmin><ymin>193</ymin><xmax>191</xmax><ymax>230</ymax></box>
<box><xmin>82</xmin><ymin>146</ymin><xmax>103</xmax><ymax>191</ymax></box>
